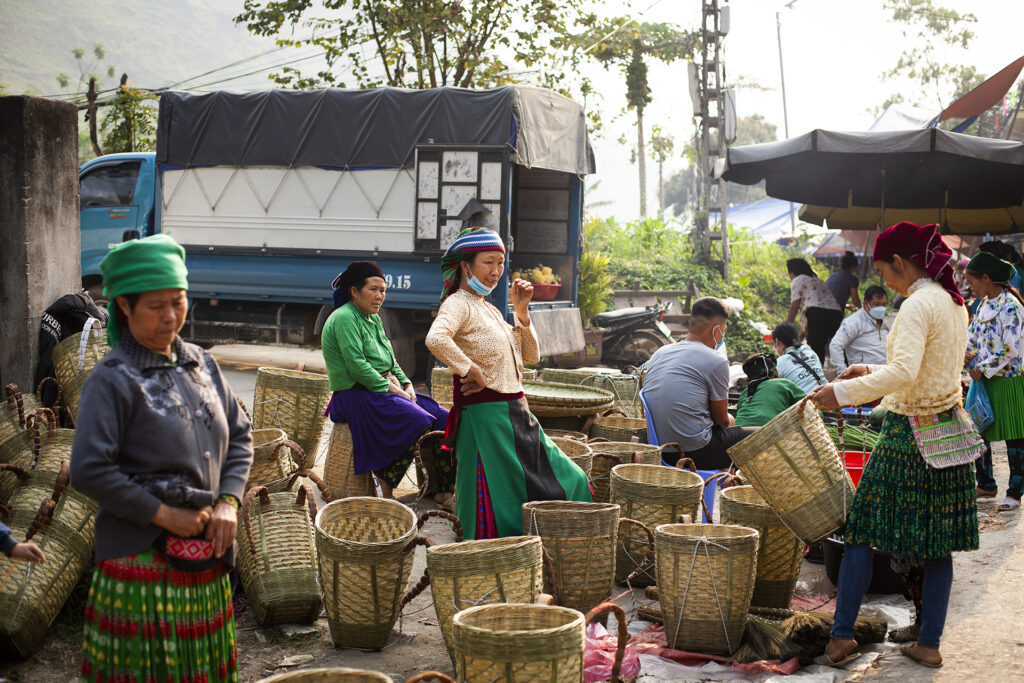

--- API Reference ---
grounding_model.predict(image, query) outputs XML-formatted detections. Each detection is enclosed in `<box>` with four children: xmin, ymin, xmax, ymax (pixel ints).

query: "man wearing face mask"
<box><xmin>641</xmin><ymin>297</ymin><xmax>754</xmax><ymax>470</ymax></box>
<box><xmin>828</xmin><ymin>285</ymin><xmax>891</xmax><ymax>375</ymax></box>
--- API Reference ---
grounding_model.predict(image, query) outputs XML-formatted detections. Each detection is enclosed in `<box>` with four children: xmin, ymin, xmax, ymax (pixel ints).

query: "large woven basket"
<box><xmin>314</xmin><ymin>497</ymin><xmax>428</xmax><ymax>649</ymax></box>
<box><xmin>323</xmin><ymin>422</ymin><xmax>375</xmax><ymax>500</ymax></box>
<box><xmin>550</xmin><ymin>437</ymin><xmax>593</xmax><ymax>478</ymax></box>
<box><xmin>452</xmin><ymin>604</ymin><xmax>585</xmax><ymax>682</ymax></box>
<box><xmin>427</xmin><ymin>535</ymin><xmax>544</xmax><ymax>668</ymax></box>
<box><xmin>589</xmin><ymin>409</ymin><xmax>648</xmax><ymax>443</ymax></box>
<box><xmin>2</xmin><ymin>385</ymin><xmax>38</xmax><ymax>424</ymax></box>
<box><xmin>523</xmin><ymin>381</ymin><xmax>615</xmax><ymax>417</ymax></box>
<box><xmin>253</xmin><ymin>367</ymin><xmax>331</xmax><ymax>465</ymax></box>
<box><xmin>727</xmin><ymin>397</ymin><xmax>855</xmax><ymax>543</ymax></box>
<box><xmin>0</xmin><ymin>458</ymin><xmax>97</xmax><ymax>657</ymax></box>
<box><xmin>238</xmin><ymin>471</ymin><xmax>332</xmax><ymax>626</ymax></box>
<box><xmin>0</xmin><ymin>395</ymin><xmax>32</xmax><ymax>503</ymax></box>
<box><xmin>433</xmin><ymin>366</ymin><xmax>536</xmax><ymax>405</ymax></box>
<box><xmin>720</xmin><ymin>485</ymin><xmax>804</xmax><ymax>609</ymax></box>
<box><xmin>522</xmin><ymin>501</ymin><xmax>653</xmax><ymax>614</ymax></box>
<box><xmin>587</xmin><ymin>441</ymin><xmax>666</xmax><ymax>505</ymax></box>
<box><xmin>245</xmin><ymin>428</ymin><xmax>297</xmax><ymax>493</ymax></box>
<box><xmin>581</xmin><ymin>372</ymin><xmax>643</xmax><ymax>418</ymax></box>
<box><xmin>540</xmin><ymin>367</ymin><xmax>618</xmax><ymax>385</ymax></box>
<box><xmin>609</xmin><ymin>464</ymin><xmax>704</xmax><ymax>586</ymax></box>
<box><xmin>655</xmin><ymin>523</ymin><xmax>760</xmax><ymax>655</ymax></box>
<box><xmin>255</xmin><ymin>668</ymin><xmax>393</xmax><ymax>682</ymax></box>
<box><xmin>2</xmin><ymin>410</ymin><xmax>70</xmax><ymax>503</ymax></box>
<box><xmin>52</xmin><ymin>326</ymin><xmax>110</xmax><ymax>424</ymax></box>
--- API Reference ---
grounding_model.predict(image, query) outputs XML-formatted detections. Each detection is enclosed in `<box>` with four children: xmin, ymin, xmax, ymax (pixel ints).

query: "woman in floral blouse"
<box><xmin>964</xmin><ymin>251</ymin><xmax>1024</xmax><ymax>511</ymax></box>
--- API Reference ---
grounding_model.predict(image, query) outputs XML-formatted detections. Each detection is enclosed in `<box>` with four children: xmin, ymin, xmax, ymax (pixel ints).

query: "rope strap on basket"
<box><xmin>5</xmin><ymin>384</ymin><xmax>28</xmax><ymax>429</ymax></box>
<box><xmin>585</xmin><ymin>602</ymin><xmax>629</xmax><ymax>683</ymax></box>
<box><xmin>618</xmin><ymin>517</ymin><xmax>656</xmax><ymax>583</ymax></box>
<box><xmin>412</xmin><ymin>429</ymin><xmax>447</xmax><ymax>507</ymax></box>
<box><xmin>673</xmin><ymin>534</ymin><xmax>733</xmax><ymax>654</ymax></box>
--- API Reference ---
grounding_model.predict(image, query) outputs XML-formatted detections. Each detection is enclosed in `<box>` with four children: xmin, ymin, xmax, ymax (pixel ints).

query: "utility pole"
<box><xmin>777</xmin><ymin>2</ymin><xmax>797</xmax><ymax>235</ymax></box>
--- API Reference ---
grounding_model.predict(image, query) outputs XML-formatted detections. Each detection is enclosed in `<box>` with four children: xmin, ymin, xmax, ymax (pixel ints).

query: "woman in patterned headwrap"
<box><xmin>425</xmin><ymin>227</ymin><xmax>591</xmax><ymax>540</ymax></box>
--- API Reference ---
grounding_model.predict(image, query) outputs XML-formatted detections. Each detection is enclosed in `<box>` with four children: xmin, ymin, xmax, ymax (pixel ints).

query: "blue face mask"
<box><xmin>868</xmin><ymin>306</ymin><xmax>887</xmax><ymax>320</ymax></box>
<box><xmin>465</xmin><ymin>269</ymin><xmax>496</xmax><ymax>297</ymax></box>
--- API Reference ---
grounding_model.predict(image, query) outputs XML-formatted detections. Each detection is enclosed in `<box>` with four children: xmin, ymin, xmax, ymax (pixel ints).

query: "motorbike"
<box><xmin>593</xmin><ymin>301</ymin><xmax>675</xmax><ymax>367</ymax></box>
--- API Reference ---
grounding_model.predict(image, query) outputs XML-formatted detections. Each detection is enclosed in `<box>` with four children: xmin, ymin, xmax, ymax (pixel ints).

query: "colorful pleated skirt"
<box><xmin>80</xmin><ymin>549</ymin><xmax>237</xmax><ymax>683</ymax></box>
<box><xmin>983</xmin><ymin>374</ymin><xmax>1024</xmax><ymax>442</ymax></box>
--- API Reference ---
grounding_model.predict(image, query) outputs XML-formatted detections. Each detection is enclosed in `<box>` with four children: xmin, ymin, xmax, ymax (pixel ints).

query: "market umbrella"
<box><xmin>798</xmin><ymin>202</ymin><xmax>1024</xmax><ymax>234</ymax></box>
<box><xmin>719</xmin><ymin>128</ymin><xmax>1024</xmax><ymax>217</ymax></box>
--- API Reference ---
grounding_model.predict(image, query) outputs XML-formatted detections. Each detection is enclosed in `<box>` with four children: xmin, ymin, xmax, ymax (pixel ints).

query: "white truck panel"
<box><xmin>162</xmin><ymin>166</ymin><xmax>415</xmax><ymax>252</ymax></box>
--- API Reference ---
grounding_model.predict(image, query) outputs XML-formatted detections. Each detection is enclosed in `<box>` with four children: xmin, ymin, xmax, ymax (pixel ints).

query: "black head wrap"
<box><xmin>742</xmin><ymin>353</ymin><xmax>777</xmax><ymax>398</ymax></box>
<box><xmin>332</xmin><ymin>260</ymin><xmax>384</xmax><ymax>308</ymax></box>
<box><xmin>966</xmin><ymin>251</ymin><xmax>1016</xmax><ymax>285</ymax></box>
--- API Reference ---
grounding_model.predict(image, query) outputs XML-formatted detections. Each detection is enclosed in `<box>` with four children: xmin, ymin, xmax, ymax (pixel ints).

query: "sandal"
<box><xmin>997</xmin><ymin>497</ymin><xmax>1021</xmax><ymax>512</ymax></box>
<box><xmin>977</xmin><ymin>487</ymin><xmax>998</xmax><ymax>498</ymax></box>
<box><xmin>813</xmin><ymin>640</ymin><xmax>860</xmax><ymax>668</ymax></box>
<box><xmin>899</xmin><ymin>642</ymin><xmax>942</xmax><ymax>668</ymax></box>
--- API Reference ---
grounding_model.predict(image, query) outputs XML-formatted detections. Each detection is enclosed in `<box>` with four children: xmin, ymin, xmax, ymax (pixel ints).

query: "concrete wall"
<box><xmin>0</xmin><ymin>96</ymin><xmax>80</xmax><ymax>392</ymax></box>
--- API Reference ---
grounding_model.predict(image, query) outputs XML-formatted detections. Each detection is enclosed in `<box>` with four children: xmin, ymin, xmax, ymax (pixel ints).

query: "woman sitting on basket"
<box><xmin>425</xmin><ymin>227</ymin><xmax>591</xmax><ymax>540</ymax></box>
<box><xmin>321</xmin><ymin>260</ymin><xmax>454</xmax><ymax>509</ymax></box>
<box><xmin>809</xmin><ymin>222</ymin><xmax>980</xmax><ymax>670</ymax></box>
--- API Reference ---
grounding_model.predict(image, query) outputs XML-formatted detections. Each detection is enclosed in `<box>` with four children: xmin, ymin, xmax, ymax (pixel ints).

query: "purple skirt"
<box><xmin>326</xmin><ymin>389</ymin><xmax>449</xmax><ymax>474</ymax></box>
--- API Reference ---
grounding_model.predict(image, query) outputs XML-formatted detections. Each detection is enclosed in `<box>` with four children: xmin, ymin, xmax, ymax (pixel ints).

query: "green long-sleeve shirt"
<box><xmin>321</xmin><ymin>302</ymin><xmax>409</xmax><ymax>392</ymax></box>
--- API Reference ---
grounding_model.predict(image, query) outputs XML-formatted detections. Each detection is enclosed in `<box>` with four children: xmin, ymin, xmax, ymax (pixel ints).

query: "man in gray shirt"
<box><xmin>642</xmin><ymin>297</ymin><xmax>754</xmax><ymax>469</ymax></box>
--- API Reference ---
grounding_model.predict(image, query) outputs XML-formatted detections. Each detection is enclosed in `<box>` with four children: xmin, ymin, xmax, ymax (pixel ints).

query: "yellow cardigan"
<box><xmin>834</xmin><ymin>279</ymin><xmax>967</xmax><ymax>416</ymax></box>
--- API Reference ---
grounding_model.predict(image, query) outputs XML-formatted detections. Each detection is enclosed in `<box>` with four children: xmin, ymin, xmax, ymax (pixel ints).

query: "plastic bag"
<box><xmin>966</xmin><ymin>379</ymin><xmax>995</xmax><ymax>433</ymax></box>
<box><xmin>584</xmin><ymin>622</ymin><xmax>641</xmax><ymax>683</ymax></box>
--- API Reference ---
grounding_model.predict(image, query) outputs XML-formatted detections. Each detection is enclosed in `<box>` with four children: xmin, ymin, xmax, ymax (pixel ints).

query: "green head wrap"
<box><xmin>966</xmin><ymin>251</ymin><xmax>1016</xmax><ymax>286</ymax></box>
<box><xmin>100</xmin><ymin>234</ymin><xmax>189</xmax><ymax>346</ymax></box>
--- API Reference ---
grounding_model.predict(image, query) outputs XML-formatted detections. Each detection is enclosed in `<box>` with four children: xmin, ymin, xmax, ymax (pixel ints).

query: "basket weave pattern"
<box><xmin>727</xmin><ymin>399</ymin><xmax>855</xmax><ymax>543</ymax></box>
<box><xmin>314</xmin><ymin>498</ymin><xmax>419</xmax><ymax>648</ymax></box>
<box><xmin>427</xmin><ymin>536</ymin><xmax>543</xmax><ymax>667</ymax></box>
<box><xmin>655</xmin><ymin>523</ymin><xmax>759</xmax><ymax>655</ymax></box>
<box><xmin>52</xmin><ymin>329</ymin><xmax>110</xmax><ymax>424</ymax></box>
<box><xmin>523</xmin><ymin>381</ymin><xmax>615</xmax><ymax>417</ymax></box>
<box><xmin>550</xmin><ymin>437</ymin><xmax>593</xmax><ymax>478</ymax></box>
<box><xmin>245</xmin><ymin>428</ymin><xmax>296</xmax><ymax>492</ymax></box>
<box><xmin>590</xmin><ymin>415</ymin><xmax>648</xmax><ymax>443</ymax></box>
<box><xmin>610</xmin><ymin>464</ymin><xmax>703</xmax><ymax>586</ymax></box>
<box><xmin>452</xmin><ymin>604</ymin><xmax>584</xmax><ymax>683</ymax></box>
<box><xmin>323</xmin><ymin>422</ymin><xmax>375</xmax><ymax>499</ymax></box>
<box><xmin>720</xmin><ymin>485</ymin><xmax>804</xmax><ymax>608</ymax></box>
<box><xmin>253</xmin><ymin>367</ymin><xmax>331</xmax><ymax>466</ymax></box>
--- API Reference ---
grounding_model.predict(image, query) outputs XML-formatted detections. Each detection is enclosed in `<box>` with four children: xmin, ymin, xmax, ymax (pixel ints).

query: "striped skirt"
<box><xmin>983</xmin><ymin>374</ymin><xmax>1024</xmax><ymax>442</ymax></box>
<box><xmin>80</xmin><ymin>549</ymin><xmax>237</xmax><ymax>683</ymax></box>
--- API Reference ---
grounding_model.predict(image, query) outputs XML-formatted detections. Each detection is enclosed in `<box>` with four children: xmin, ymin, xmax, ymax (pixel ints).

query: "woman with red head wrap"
<box><xmin>809</xmin><ymin>223</ymin><xmax>980</xmax><ymax>669</ymax></box>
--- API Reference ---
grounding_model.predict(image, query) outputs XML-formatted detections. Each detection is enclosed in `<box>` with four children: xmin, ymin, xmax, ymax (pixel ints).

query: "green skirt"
<box><xmin>454</xmin><ymin>397</ymin><xmax>591</xmax><ymax>539</ymax></box>
<box><xmin>80</xmin><ymin>549</ymin><xmax>237</xmax><ymax>682</ymax></box>
<box><xmin>983</xmin><ymin>374</ymin><xmax>1024</xmax><ymax>442</ymax></box>
<box><xmin>845</xmin><ymin>412</ymin><xmax>979</xmax><ymax>560</ymax></box>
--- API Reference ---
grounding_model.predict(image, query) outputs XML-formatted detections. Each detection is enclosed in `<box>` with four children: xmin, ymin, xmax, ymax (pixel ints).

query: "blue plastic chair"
<box><xmin>639</xmin><ymin>390</ymin><xmax>723</xmax><ymax>523</ymax></box>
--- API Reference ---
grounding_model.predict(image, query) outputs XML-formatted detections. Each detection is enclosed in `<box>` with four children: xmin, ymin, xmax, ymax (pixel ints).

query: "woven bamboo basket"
<box><xmin>315</xmin><ymin>497</ymin><xmax>434</xmax><ymax>649</ymax></box>
<box><xmin>245</xmin><ymin>428</ymin><xmax>296</xmax><ymax>492</ymax></box>
<box><xmin>545</xmin><ymin>429</ymin><xmax>588</xmax><ymax>441</ymax></box>
<box><xmin>2</xmin><ymin>410</ymin><xmax>65</xmax><ymax>503</ymax></box>
<box><xmin>2</xmin><ymin>385</ymin><xmax>38</xmax><ymax>423</ymax></box>
<box><xmin>0</xmin><ymin>394</ymin><xmax>32</xmax><ymax>503</ymax></box>
<box><xmin>609</xmin><ymin>464</ymin><xmax>704</xmax><ymax>586</ymax></box>
<box><xmin>427</xmin><ymin>535</ymin><xmax>544</xmax><ymax>668</ymax></box>
<box><xmin>589</xmin><ymin>409</ymin><xmax>648</xmax><ymax>443</ymax></box>
<box><xmin>252</xmin><ymin>367</ymin><xmax>331</xmax><ymax>465</ymax></box>
<box><xmin>719</xmin><ymin>485</ymin><xmax>803</xmax><ymax>608</ymax></box>
<box><xmin>523</xmin><ymin>381</ymin><xmax>615</xmax><ymax>418</ymax></box>
<box><xmin>727</xmin><ymin>397</ymin><xmax>855</xmax><ymax>543</ymax></box>
<box><xmin>587</xmin><ymin>441</ymin><xmax>666</xmax><ymax>505</ymax></box>
<box><xmin>0</xmin><ymin>458</ymin><xmax>98</xmax><ymax>657</ymax></box>
<box><xmin>539</xmin><ymin>367</ymin><xmax>617</xmax><ymax>385</ymax></box>
<box><xmin>52</xmin><ymin>327</ymin><xmax>109</xmax><ymax>423</ymax></box>
<box><xmin>581</xmin><ymin>372</ymin><xmax>643</xmax><ymax>418</ymax></box>
<box><xmin>654</xmin><ymin>523</ymin><xmax>760</xmax><ymax>655</ymax></box>
<box><xmin>323</xmin><ymin>422</ymin><xmax>375</xmax><ymax>500</ymax></box>
<box><xmin>550</xmin><ymin>437</ymin><xmax>593</xmax><ymax>478</ymax></box>
<box><xmin>238</xmin><ymin>471</ymin><xmax>332</xmax><ymax>626</ymax></box>
<box><xmin>255</xmin><ymin>669</ymin><xmax>393</xmax><ymax>682</ymax></box>
<box><xmin>433</xmin><ymin>366</ymin><xmax>536</xmax><ymax>405</ymax></box>
<box><xmin>522</xmin><ymin>501</ymin><xmax>654</xmax><ymax>613</ymax></box>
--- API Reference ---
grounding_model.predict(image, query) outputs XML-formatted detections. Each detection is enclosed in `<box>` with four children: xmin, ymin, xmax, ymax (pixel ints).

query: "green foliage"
<box><xmin>577</xmin><ymin>218</ymin><xmax>616</xmax><ymax>327</ymax></box>
<box><xmin>56</xmin><ymin>43</ymin><xmax>116</xmax><ymax>96</ymax></box>
<box><xmin>100</xmin><ymin>84</ymin><xmax>158</xmax><ymax>153</ymax></box>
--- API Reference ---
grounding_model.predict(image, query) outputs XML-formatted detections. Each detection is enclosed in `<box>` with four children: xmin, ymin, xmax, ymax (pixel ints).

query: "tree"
<box><xmin>100</xmin><ymin>75</ymin><xmax>158</xmax><ymax>154</ymax></box>
<box><xmin>234</xmin><ymin>0</ymin><xmax>599</xmax><ymax>91</ymax></box>
<box><xmin>587</xmin><ymin>21</ymin><xmax>698</xmax><ymax>217</ymax></box>
<box><xmin>56</xmin><ymin>44</ymin><xmax>117</xmax><ymax>96</ymax></box>
<box><xmin>648</xmin><ymin>124</ymin><xmax>673</xmax><ymax>215</ymax></box>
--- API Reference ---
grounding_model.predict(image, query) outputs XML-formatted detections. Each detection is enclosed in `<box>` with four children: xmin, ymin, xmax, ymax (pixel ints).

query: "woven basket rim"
<box><xmin>256</xmin><ymin>366</ymin><xmax>330</xmax><ymax>382</ymax></box>
<box><xmin>720</xmin><ymin>485</ymin><xmax>769</xmax><ymax>508</ymax></box>
<box><xmin>593</xmin><ymin>416</ymin><xmax>646</xmax><ymax>428</ymax></box>
<box><xmin>427</xmin><ymin>534</ymin><xmax>539</xmax><ymax>558</ymax></box>
<box><xmin>591</xmin><ymin>441</ymin><xmax>660</xmax><ymax>454</ymax></box>
<box><xmin>314</xmin><ymin>497</ymin><xmax>416</xmax><ymax>546</ymax></box>
<box><xmin>550</xmin><ymin>437</ymin><xmax>593</xmax><ymax>456</ymax></box>
<box><xmin>655</xmin><ymin>522</ymin><xmax>760</xmax><ymax>542</ymax></box>
<box><xmin>523</xmin><ymin>380</ymin><xmax>615</xmax><ymax>406</ymax></box>
<box><xmin>610</xmin><ymin>463</ymin><xmax>702</xmax><ymax>488</ymax></box>
<box><xmin>727</xmin><ymin>399</ymin><xmax>816</xmax><ymax>466</ymax></box>
<box><xmin>522</xmin><ymin>500</ymin><xmax>619</xmax><ymax>515</ymax></box>
<box><xmin>452</xmin><ymin>603</ymin><xmax>583</xmax><ymax>635</ymax></box>
<box><xmin>252</xmin><ymin>427</ymin><xmax>287</xmax><ymax>446</ymax></box>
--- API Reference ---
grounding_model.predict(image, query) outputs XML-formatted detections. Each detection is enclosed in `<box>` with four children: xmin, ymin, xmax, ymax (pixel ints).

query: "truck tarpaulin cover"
<box><xmin>157</xmin><ymin>86</ymin><xmax>595</xmax><ymax>175</ymax></box>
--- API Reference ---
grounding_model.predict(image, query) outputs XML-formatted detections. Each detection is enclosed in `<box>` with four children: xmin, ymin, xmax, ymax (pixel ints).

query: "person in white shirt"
<box><xmin>772</xmin><ymin>322</ymin><xmax>826</xmax><ymax>394</ymax></box>
<box><xmin>828</xmin><ymin>286</ymin><xmax>891</xmax><ymax>374</ymax></box>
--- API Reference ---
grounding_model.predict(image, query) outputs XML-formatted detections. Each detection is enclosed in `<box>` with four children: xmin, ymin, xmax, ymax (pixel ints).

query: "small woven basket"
<box><xmin>52</xmin><ymin>327</ymin><xmax>109</xmax><ymax>424</ymax></box>
<box><xmin>589</xmin><ymin>409</ymin><xmax>648</xmax><ymax>443</ymax></box>
<box><xmin>238</xmin><ymin>471</ymin><xmax>332</xmax><ymax>626</ymax></box>
<box><xmin>550</xmin><ymin>437</ymin><xmax>593</xmax><ymax>478</ymax></box>
<box><xmin>452</xmin><ymin>604</ymin><xmax>585</xmax><ymax>682</ymax></box>
<box><xmin>245</xmin><ymin>428</ymin><xmax>297</xmax><ymax>492</ymax></box>
<box><xmin>609</xmin><ymin>464</ymin><xmax>704</xmax><ymax>586</ymax></box>
<box><xmin>253</xmin><ymin>367</ymin><xmax>331</xmax><ymax>465</ymax></box>
<box><xmin>323</xmin><ymin>422</ymin><xmax>375</xmax><ymax>499</ymax></box>
<box><xmin>254</xmin><ymin>668</ymin><xmax>393</xmax><ymax>682</ymax></box>
<box><xmin>522</xmin><ymin>501</ymin><xmax>653</xmax><ymax>613</ymax></box>
<box><xmin>654</xmin><ymin>523</ymin><xmax>760</xmax><ymax>655</ymax></box>
<box><xmin>427</xmin><ymin>536</ymin><xmax>544</xmax><ymax>668</ymax></box>
<box><xmin>719</xmin><ymin>485</ymin><xmax>804</xmax><ymax>609</ymax></box>
<box><xmin>727</xmin><ymin>397</ymin><xmax>855</xmax><ymax>543</ymax></box>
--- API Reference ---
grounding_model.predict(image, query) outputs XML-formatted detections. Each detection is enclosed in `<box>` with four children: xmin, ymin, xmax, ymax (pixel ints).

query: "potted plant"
<box><xmin>552</xmin><ymin>248</ymin><xmax>613</xmax><ymax>367</ymax></box>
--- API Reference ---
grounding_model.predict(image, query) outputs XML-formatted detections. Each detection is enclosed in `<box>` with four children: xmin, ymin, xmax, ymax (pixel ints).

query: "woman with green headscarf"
<box><xmin>964</xmin><ymin>251</ymin><xmax>1024</xmax><ymax>512</ymax></box>
<box><xmin>70</xmin><ymin>234</ymin><xmax>252</xmax><ymax>683</ymax></box>
<box><xmin>425</xmin><ymin>227</ymin><xmax>591</xmax><ymax>540</ymax></box>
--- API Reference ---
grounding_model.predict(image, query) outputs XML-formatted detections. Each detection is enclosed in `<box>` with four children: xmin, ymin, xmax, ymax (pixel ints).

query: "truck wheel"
<box><xmin>379</xmin><ymin>308</ymin><xmax>416</xmax><ymax>377</ymax></box>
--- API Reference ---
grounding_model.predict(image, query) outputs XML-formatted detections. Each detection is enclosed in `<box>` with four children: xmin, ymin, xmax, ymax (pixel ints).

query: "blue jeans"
<box><xmin>830</xmin><ymin>544</ymin><xmax>953</xmax><ymax>649</ymax></box>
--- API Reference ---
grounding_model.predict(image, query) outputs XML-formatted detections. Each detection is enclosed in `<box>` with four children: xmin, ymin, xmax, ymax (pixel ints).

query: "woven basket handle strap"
<box><xmin>273</xmin><ymin>438</ymin><xmax>306</xmax><ymax>470</ymax></box>
<box><xmin>585</xmin><ymin>602</ymin><xmax>628</xmax><ymax>683</ymax></box>
<box><xmin>236</xmin><ymin>396</ymin><xmax>252</xmax><ymax>420</ymax></box>
<box><xmin>404</xmin><ymin>673</ymin><xmax>454</xmax><ymax>683</ymax></box>
<box><xmin>400</xmin><ymin>536</ymin><xmax>436</xmax><ymax>608</ymax></box>
<box><xmin>285</xmin><ymin>467</ymin><xmax>333</xmax><ymax>503</ymax></box>
<box><xmin>796</xmin><ymin>395</ymin><xmax>816</xmax><ymax>421</ymax></box>
<box><xmin>26</xmin><ymin>460</ymin><xmax>70</xmax><ymax>541</ymax></box>
<box><xmin>36</xmin><ymin>376</ymin><xmax>62</xmax><ymax>407</ymax></box>
<box><xmin>416</xmin><ymin>509</ymin><xmax>464</xmax><ymax>542</ymax></box>
<box><xmin>411</xmin><ymin>430</ymin><xmax>446</xmax><ymax>507</ymax></box>
<box><xmin>674</xmin><ymin>456</ymin><xmax>697</xmax><ymax>474</ymax></box>
<box><xmin>601</xmin><ymin>408</ymin><xmax>628</xmax><ymax>418</ymax></box>
<box><xmin>677</xmin><ymin>513</ymin><xmax>694</xmax><ymax>523</ymax></box>
<box><xmin>705</xmin><ymin>471</ymin><xmax>745</xmax><ymax>492</ymax></box>
<box><xmin>541</xmin><ymin>547</ymin><xmax>558</xmax><ymax>595</ymax></box>
<box><xmin>618</xmin><ymin>517</ymin><xmax>655</xmax><ymax>583</ymax></box>
<box><xmin>293</xmin><ymin>482</ymin><xmax>318</xmax><ymax>519</ymax></box>
<box><xmin>242</xmin><ymin>486</ymin><xmax>271</xmax><ymax>566</ymax></box>
<box><xmin>591</xmin><ymin>453</ymin><xmax>623</xmax><ymax>467</ymax></box>
<box><xmin>5</xmin><ymin>384</ymin><xmax>26</xmax><ymax>426</ymax></box>
<box><xmin>587</xmin><ymin>437</ymin><xmax>610</xmax><ymax>444</ymax></box>
<box><xmin>578</xmin><ymin>414</ymin><xmax>596</xmax><ymax>435</ymax></box>
<box><xmin>0</xmin><ymin>464</ymin><xmax>31</xmax><ymax>481</ymax></box>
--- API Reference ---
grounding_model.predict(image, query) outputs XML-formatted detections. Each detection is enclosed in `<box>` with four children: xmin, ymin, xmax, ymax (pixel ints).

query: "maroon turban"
<box><xmin>873</xmin><ymin>222</ymin><xmax>963</xmax><ymax>305</ymax></box>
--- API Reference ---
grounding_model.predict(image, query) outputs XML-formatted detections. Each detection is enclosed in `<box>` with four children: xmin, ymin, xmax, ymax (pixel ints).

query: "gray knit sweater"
<box><xmin>70</xmin><ymin>333</ymin><xmax>252</xmax><ymax>564</ymax></box>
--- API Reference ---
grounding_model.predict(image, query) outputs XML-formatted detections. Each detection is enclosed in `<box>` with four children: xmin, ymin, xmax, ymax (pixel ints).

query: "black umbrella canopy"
<box><xmin>720</xmin><ymin>128</ymin><xmax>1024</xmax><ymax>210</ymax></box>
